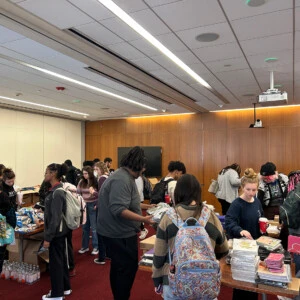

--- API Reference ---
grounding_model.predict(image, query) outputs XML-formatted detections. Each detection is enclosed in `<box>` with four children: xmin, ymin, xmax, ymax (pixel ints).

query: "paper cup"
<box><xmin>259</xmin><ymin>217</ymin><xmax>269</xmax><ymax>234</ymax></box>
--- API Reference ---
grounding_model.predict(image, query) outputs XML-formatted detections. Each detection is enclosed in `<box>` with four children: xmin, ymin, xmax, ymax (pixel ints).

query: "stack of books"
<box><xmin>264</xmin><ymin>253</ymin><xmax>284</xmax><ymax>273</ymax></box>
<box><xmin>139</xmin><ymin>248</ymin><xmax>154</xmax><ymax>267</ymax></box>
<box><xmin>257</xmin><ymin>262</ymin><xmax>291</xmax><ymax>287</ymax></box>
<box><xmin>256</xmin><ymin>236</ymin><xmax>282</xmax><ymax>251</ymax></box>
<box><xmin>231</xmin><ymin>239</ymin><xmax>259</xmax><ymax>283</ymax></box>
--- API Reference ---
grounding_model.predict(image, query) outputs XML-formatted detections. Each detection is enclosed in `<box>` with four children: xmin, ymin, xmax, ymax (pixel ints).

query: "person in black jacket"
<box><xmin>42</xmin><ymin>163</ymin><xmax>71</xmax><ymax>300</ymax></box>
<box><xmin>0</xmin><ymin>182</ymin><xmax>16</xmax><ymax>273</ymax></box>
<box><xmin>2</xmin><ymin>168</ymin><xmax>17</xmax><ymax>211</ymax></box>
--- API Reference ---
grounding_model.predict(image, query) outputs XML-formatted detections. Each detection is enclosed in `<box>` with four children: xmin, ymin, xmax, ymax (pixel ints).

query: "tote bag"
<box><xmin>0</xmin><ymin>214</ymin><xmax>15</xmax><ymax>247</ymax></box>
<box><xmin>208</xmin><ymin>179</ymin><xmax>219</xmax><ymax>194</ymax></box>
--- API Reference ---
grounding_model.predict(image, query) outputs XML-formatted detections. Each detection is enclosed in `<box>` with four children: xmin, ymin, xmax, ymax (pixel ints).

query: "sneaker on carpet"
<box><xmin>64</xmin><ymin>290</ymin><xmax>72</xmax><ymax>296</ymax></box>
<box><xmin>91</xmin><ymin>248</ymin><xmax>99</xmax><ymax>255</ymax></box>
<box><xmin>78</xmin><ymin>247</ymin><xmax>89</xmax><ymax>254</ymax></box>
<box><xmin>94</xmin><ymin>258</ymin><xmax>105</xmax><ymax>265</ymax></box>
<box><xmin>47</xmin><ymin>290</ymin><xmax>72</xmax><ymax>296</ymax></box>
<box><xmin>139</xmin><ymin>228</ymin><xmax>149</xmax><ymax>240</ymax></box>
<box><xmin>69</xmin><ymin>269</ymin><xmax>76</xmax><ymax>277</ymax></box>
<box><xmin>42</xmin><ymin>293</ymin><xmax>63</xmax><ymax>300</ymax></box>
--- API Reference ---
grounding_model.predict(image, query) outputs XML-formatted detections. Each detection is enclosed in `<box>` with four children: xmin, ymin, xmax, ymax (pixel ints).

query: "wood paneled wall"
<box><xmin>86</xmin><ymin>106</ymin><xmax>300</xmax><ymax>213</ymax></box>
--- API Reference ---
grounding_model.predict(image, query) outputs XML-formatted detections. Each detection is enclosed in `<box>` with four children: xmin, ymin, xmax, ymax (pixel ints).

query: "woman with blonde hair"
<box><xmin>225</xmin><ymin>168</ymin><xmax>264</xmax><ymax>300</ymax></box>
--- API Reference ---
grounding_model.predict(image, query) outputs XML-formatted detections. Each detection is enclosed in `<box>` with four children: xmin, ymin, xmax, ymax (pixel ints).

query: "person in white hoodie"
<box><xmin>215</xmin><ymin>163</ymin><xmax>241</xmax><ymax>215</ymax></box>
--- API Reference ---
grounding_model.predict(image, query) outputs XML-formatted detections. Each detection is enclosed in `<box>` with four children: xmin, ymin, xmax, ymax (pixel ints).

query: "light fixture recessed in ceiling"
<box><xmin>246</xmin><ymin>0</ymin><xmax>266</xmax><ymax>7</ymax></box>
<box><xmin>224</xmin><ymin>64</ymin><xmax>232</xmax><ymax>67</ymax></box>
<box><xmin>196</xmin><ymin>33</ymin><xmax>220</xmax><ymax>42</ymax></box>
<box><xmin>72</xmin><ymin>99</ymin><xmax>81</xmax><ymax>103</ymax></box>
<box><xmin>274</xmin><ymin>84</ymin><xmax>282</xmax><ymax>88</ymax></box>
<box><xmin>264</xmin><ymin>57</ymin><xmax>278</xmax><ymax>63</ymax></box>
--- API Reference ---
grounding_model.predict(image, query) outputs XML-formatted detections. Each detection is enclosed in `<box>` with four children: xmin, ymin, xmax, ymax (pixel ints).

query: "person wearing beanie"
<box><xmin>257</xmin><ymin>161</ymin><xmax>289</xmax><ymax>248</ymax></box>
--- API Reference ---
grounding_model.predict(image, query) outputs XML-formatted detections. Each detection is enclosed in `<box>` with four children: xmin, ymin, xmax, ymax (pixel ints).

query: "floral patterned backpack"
<box><xmin>166</xmin><ymin>205</ymin><xmax>221</xmax><ymax>300</ymax></box>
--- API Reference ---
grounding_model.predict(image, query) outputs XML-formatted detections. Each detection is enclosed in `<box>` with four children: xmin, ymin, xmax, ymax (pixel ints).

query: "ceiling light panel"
<box><xmin>97</xmin><ymin>0</ymin><xmax>212</xmax><ymax>89</ymax></box>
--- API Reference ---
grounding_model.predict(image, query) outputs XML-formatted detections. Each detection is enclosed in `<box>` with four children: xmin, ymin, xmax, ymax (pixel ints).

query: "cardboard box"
<box><xmin>8</xmin><ymin>239</ymin><xmax>47</xmax><ymax>272</ymax></box>
<box><xmin>140</xmin><ymin>234</ymin><xmax>156</xmax><ymax>254</ymax></box>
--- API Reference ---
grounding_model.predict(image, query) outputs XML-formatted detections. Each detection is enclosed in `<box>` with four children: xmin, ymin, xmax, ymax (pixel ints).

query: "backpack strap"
<box><xmin>165</xmin><ymin>207</ymin><xmax>184</xmax><ymax>228</ymax></box>
<box><xmin>198</xmin><ymin>205</ymin><xmax>211</xmax><ymax>227</ymax></box>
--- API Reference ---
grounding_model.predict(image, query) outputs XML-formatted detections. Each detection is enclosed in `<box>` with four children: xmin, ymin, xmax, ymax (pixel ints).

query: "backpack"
<box><xmin>166</xmin><ymin>205</ymin><xmax>221</xmax><ymax>300</ymax></box>
<box><xmin>150</xmin><ymin>177</ymin><xmax>175</xmax><ymax>204</ymax></box>
<box><xmin>142</xmin><ymin>176</ymin><xmax>152</xmax><ymax>200</ymax></box>
<box><xmin>74</xmin><ymin>168</ymin><xmax>82</xmax><ymax>186</ymax></box>
<box><xmin>54</xmin><ymin>187</ymin><xmax>84</xmax><ymax>230</ymax></box>
<box><xmin>279</xmin><ymin>185</ymin><xmax>300</xmax><ymax>229</ymax></box>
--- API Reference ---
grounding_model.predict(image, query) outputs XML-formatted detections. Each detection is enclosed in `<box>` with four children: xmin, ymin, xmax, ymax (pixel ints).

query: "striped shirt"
<box><xmin>152</xmin><ymin>204</ymin><xmax>229</xmax><ymax>287</ymax></box>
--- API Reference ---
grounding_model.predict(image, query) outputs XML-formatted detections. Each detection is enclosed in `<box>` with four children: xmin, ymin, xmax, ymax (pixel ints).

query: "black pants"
<box><xmin>103</xmin><ymin>235</ymin><xmax>138</xmax><ymax>300</ymax></box>
<box><xmin>0</xmin><ymin>245</ymin><xmax>7</xmax><ymax>273</ymax></box>
<box><xmin>218</xmin><ymin>199</ymin><xmax>231</xmax><ymax>215</ymax></box>
<box><xmin>49</xmin><ymin>236</ymin><xmax>71</xmax><ymax>297</ymax></box>
<box><xmin>66</xmin><ymin>230</ymin><xmax>75</xmax><ymax>270</ymax></box>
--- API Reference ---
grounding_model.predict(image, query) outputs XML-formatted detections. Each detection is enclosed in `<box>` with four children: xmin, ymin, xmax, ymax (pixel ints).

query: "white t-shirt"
<box><xmin>135</xmin><ymin>176</ymin><xmax>144</xmax><ymax>202</ymax></box>
<box><xmin>164</xmin><ymin>176</ymin><xmax>177</xmax><ymax>203</ymax></box>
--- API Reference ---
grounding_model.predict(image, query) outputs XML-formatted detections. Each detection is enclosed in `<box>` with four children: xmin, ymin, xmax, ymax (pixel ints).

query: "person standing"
<box><xmin>0</xmin><ymin>183</ymin><xmax>16</xmax><ymax>274</ymax></box>
<box><xmin>215</xmin><ymin>163</ymin><xmax>241</xmax><ymax>215</ymax></box>
<box><xmin>42</xmin><ymin>163</ymin><xmax>71</xmax><ymax>300</ymax></box>
<box><xmin>97</xmin><ymin>146</ymin><xmax>154</xmax><ymax>300</ymax></box>
<box><xmin>225</xmin><ymin>168</ymin><xmax>263</xmax><ymax>300</ymax></box>
<box><xmin>152</xmin><ymin>174</ymin><xmax>228</xmax><ymax>299</ymax></box>
<box><xmin>77</xmin><ymin>166</ymin><xmax>99</xmax><ymax>255</ymax></box>
<box><xmin>258</xmin><ymin>162</ymin><xmax>289</xmax><ymax>248</ymax></box>
<box><xmin>2</xmin><ymin>168</ymin><xmax>18</xmax><ymax>211</ymax></box>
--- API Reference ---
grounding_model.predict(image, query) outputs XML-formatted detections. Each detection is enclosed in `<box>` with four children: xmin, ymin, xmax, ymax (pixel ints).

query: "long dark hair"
<box><xmin>174</xmin><ymin>174</ymin><xmax>202</xmax><ymax>219</ymax></box>
<box><xmin>47</xmin><ymin>163</ymin><xmax>68</xmax><ymax>181</ymax></box>
<box><xmin>79</xmin><ymin>166</ymin><xmax>97</xmax><ymax>189</ymax></box>
<box><xmin>219</xmin><ymin>163</ymin><xmax>241</xmax><ymax>176</ymax></box>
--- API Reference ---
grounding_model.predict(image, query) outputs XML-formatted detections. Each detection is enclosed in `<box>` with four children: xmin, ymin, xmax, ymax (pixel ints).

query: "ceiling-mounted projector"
<box><xmin>258</xmin><ymin>71</ymin><xmax>288</xmax><ymax>106</ymax></box>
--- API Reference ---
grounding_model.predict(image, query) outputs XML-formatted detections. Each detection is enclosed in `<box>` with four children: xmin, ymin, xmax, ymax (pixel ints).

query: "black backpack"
<box><xmin>74</xmin><ymin>168</ymin><xmax>82</xmax><ymax>186</ymax></box>
<box><xmin>150</xmin><ymin>177</ymin><xmax>175</xmax><ymax>204</ymax></box>
<box><xmin>279</xmin><ymin>185</ymin><xmax>300</xmax><ymax>229</ymax></box>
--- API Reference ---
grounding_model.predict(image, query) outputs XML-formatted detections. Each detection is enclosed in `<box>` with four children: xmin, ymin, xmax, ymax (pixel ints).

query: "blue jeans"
<box><xmin>82</xmin><ymin>202</ymin><xmax>98</xmax><ymax>249</ymax></box>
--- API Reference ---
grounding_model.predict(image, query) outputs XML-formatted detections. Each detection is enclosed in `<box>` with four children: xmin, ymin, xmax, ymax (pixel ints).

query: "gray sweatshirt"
<box><xmin>215</xmin><ymin>169</ymin><xmax>241</xmax><ymax>204</ymax></box>
<box><xmin>96</xmin><ymin>167</ymin><xmax>141</xmax><ymax>238</ymax></box>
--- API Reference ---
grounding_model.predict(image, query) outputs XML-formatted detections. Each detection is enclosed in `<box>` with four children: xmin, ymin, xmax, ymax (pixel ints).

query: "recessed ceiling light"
<box><xmin>196</xmin><ymin>33</ymin><xmax>219</xmax><ymax>42</ymax></box>
<box><xmin>72</xmin><ymin>99</ymin><xmax>81</xmax><ymax>103</ymax></box>
<box><xmin>274</xmin><ymin>84</ymin><xmax>282</xmax><ymax>88</ymax></box>
<box><xmin>101</xmin><ymin>107</ymin><xmax>110</xmax><ymax>110</ymax></box>
<box><xmin>224</xmin><ymin>64</ymin><xmax>232</xmax><ymax>67</ymax></box>
<box><xmin>264</xmin><ymin>57</ymin><xmax>278</xmax><ymax>63</ymax></box>
<box><xmin>246</xmin><ymin>0</ymin><xmax>266</xmax><ymax>7</ymax></box>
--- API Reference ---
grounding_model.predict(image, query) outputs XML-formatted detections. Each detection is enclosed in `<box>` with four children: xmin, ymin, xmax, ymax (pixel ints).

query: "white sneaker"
<box><xmin>48</xmin><ymin>290</ymin><xmax>72</xmax><ymax>296</ymax></box>
<box><xmin>78</xmin><ymin>247</ymin><xmax>89</xmax><ymax>254</ymax></box>
<box><xmin>91</xmin><ymin>248</ymin><xmax>99</xmax><ymax>255</ymax></box>
<box><xmin>139</xmin><ymin>228</ymin><xmax>149</xmax><ymax>240</ymax></box>
<box><xmin>42</xmin><ymin>293</ymin><xmax>63</xmax><ymax>300</ymax></box>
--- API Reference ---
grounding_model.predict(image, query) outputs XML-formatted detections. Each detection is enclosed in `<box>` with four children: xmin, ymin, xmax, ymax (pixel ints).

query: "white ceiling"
<box><xmin>0</xmin><ymin>0</ymin><xmax>299</xmax><ymax>120</ymax></box>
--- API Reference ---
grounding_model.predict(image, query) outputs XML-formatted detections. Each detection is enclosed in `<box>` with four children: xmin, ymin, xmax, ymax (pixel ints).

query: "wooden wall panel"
<box><xmin>85</xmin><ymin>106</ymin><xmax>300</xmax><ymax>215</ymax></box>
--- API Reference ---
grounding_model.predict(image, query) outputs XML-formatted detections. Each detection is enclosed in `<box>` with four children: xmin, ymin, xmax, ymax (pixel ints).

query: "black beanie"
<box><xmin>260</xmin><ymin>162</ymin><xmax>276</xmax><ymax>176</ymax></box>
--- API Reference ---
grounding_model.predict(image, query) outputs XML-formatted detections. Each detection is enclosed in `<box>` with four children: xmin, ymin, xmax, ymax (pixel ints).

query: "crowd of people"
<box><xmin>1</xmin><ymin>151</ymin><xmax>300</xmax><ymax>300</ymax></box>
